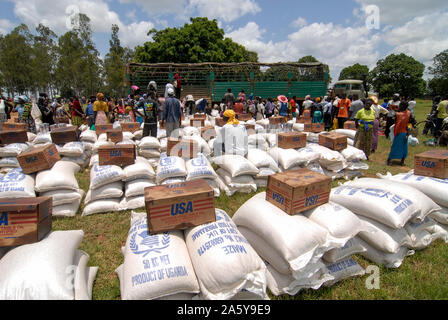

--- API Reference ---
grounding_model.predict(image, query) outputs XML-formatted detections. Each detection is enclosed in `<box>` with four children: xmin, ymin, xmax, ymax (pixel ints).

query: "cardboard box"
<box><xmin>200</xmin><ymin>126</ymin><xmax>216</xmax><ymax>141</ymax></box>
<box><xmin>17</xmin><ymin>144</ymin><xmax>60</xmax><ymax>174</ymax></box>
<box><xmin>414</xmin><ymin>150</ymin><xmax>448</xmax><ymax>179</ymax></box>
<box><xmin>344</xmin><ymin>121</ymin><xmax>356</xmax><ymax>130</ymax></box>
<box><xmin>215</xmin><ymin>117</ymin><xmax>226</xmax><ymax>127</ymax></box>
<box><xmin>296</xmin><ymin>117</ymin><xmax>312</xmax><ymax>124</ymax></box>
<box><xmin>278</xmin><ymin>132</ymin><xmax>307</xmax><ymax>149</ymax></box>
<box><xmin>95</xmin><ymin>124</ymin><xmax>113</xmax><ymax>136</ymax></box>
<box><xmin>302</xmin><ymin>109</ymin><xmax>311</xmax><ymax>120</ymax></box>
<box><xmin>50</xmin><ymin>126</ymin><xmax>79</xmax><ymax>145</ymax></box>
<box><xmin>190</xmin><ymin>118</ymin><xmax>205</xmax><ymax>127</ymax></box>
<box><xmin>167</xmin><ymin>138</ymin><xmax>199</xmax><ymax>159</ymax></box>
<box><xmin>106</xmin><ymin>129</ymin><xmax>123</xmax><ymax>143</ymax></box>
<box><xmin>319</xmin><ymin>132</ymin><xmax>348</xmax><ymax>151</ymax></box>
<box><xmin>0</xmin><ymin>197</ymin><xmax>52</xmax><ymax>247</ymax></box>
<box><xmin>193</xmin><ymin>113</ymin><xmax>207</xmax><ymax>120</ymax></box>
<box><xmin>304</xmin><ymin>123</ymin><xmax>325</xmax><ymax>133</ymax></box>
<box><xmin>237</xmin><ymin>113</ymin><xmax>253</xmax><ymax>122</ymax></box>
<box><xmin>269</xmin><ymin>116</ymin><xmax>286</xmax><ymax>125</ymax></box>
<box><xmin>120</xmin><ymin>122</ymin><xmax>141</xmax><ymax>133</ymax></box>
<box><xmin>144</xmin><ymin>179</ymin><xmax>216</xmax><ymax>234</ymax></box>
<box><xmin>2</xmin><ymin>122</ymin><xmax>27</xmax><ymax>131</ymax></box>
<box><xmin>266</xmin><ymin>168</ymin><xmax>331</xmax><ymax>215</ymax></box>
<box><xmin>0</xmin><ymin>129</ymin><xmax>28</xmax><ymax>145</ymax></box>
<box><xmin>98</xmin><ymin>144</ymin><xmax>136</xmax><ymax>166</ymax></box>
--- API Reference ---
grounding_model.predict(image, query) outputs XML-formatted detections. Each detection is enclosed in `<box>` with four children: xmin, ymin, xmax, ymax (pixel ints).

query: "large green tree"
<box><xmin>297</xmin><ymin>55</ymin><xmax>332</xmax><ymax>83</ymax></box>
<box><xmin>33</xmin><ymin>24</ymin><xmax>57</xmax><ymax>95</ymax></box>
<box><xmin>135</xmin><ymin>17</ymin><xmax>258</xmax><ymax>63</ymax></box>
<box><xmin>370</xmin><ymin>53</ymin><xmax>426</xmax><ymax>98</ymax></box>
<box><xmin>427</xmin><ymin>49</ymin><xmax>448</xmax><ymax>96</ymax></box>
<box><xmin>0</xmin><ymin>24</ymin><xmax>34</xmax><ymax>96</ymax></box>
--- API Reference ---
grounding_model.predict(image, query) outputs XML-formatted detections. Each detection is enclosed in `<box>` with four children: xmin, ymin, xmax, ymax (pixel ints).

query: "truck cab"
<box><xmin>333</xmin><ymin>80</ymin><xmax>366</xmax><ymax>99</ymax></box>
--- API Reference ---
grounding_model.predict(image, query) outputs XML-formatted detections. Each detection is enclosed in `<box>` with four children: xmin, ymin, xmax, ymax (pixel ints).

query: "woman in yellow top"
<box><xmin>354</xmin><ymin>98</ymin><xmax>375</xmax><ymax>160</ymax></box>
<box><xmin>93</xmin><ymin>92</ymin><xmax>109</xmax><ymax>125</ymax></box>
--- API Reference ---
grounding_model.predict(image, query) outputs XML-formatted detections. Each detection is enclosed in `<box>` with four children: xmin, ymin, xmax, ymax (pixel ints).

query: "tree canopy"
<box><xmin>370</xmin><ymin>53</ymin><xmax>426</xmax><ymax>99</ymax></box>
<box><xmin>427</xmin><ymin>50</ymin><xmax>448</xmax><ymax>96</ymax></box>
<box><xmin>134</xmin><ymin>17</ymin><xmax>258</xmax><ymax>64</ymax></box>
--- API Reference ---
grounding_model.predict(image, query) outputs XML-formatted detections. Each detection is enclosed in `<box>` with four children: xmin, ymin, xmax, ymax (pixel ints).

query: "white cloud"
<box><xmin>118</xmin><ymin>0</ymin><xmax>187</xmax><ymax>16</ymax></box>
<box><xmin>354</xmin><ymin>0</ymin><xmax>448</xmax><ymax>26</ymax></box>
<box><xmin>291</xmin><ymin>17</ymin><xmax>307</xmax><ymax>28</ymax></box>
<box><xmin>226</xmin><ymin>21</ymin><xmax>380</xmax><ymax>83</ymax></box>
<box><xmin>381</xmin><ymin>11</ymin><xmax>448</xmax><ymax>77</ymax></box>
<box><xmin>0</xmin><ymin>19</ymin><xmax>13</xmax><ymax>35</ymax></box>
<box><xmin>9</xmin><ymin>0</ymin><xmax>154</xmax><ymax>49</ymax></box>
<box><xmin>188</xmin><ymin>0</ymin><xmax>261</xmax><ymax>22</ymax></box>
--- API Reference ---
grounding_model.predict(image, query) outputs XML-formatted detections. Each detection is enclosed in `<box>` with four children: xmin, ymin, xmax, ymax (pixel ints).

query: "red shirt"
<box><xmin>174</xmin><ymin>74</ymin><xmax>182</xmax><ymax>88</ymax></box>
<box><xmin>290</xmin><ymin>99</ymin><xmax>296</xmax><ymax>112</ymax></box>
<box><xmin>394</xmin><ymin>110</ymin><xmax>411</xmax><ymax>136</ymax></box>
<box><xmin>233</xmin><ymin>102</ymin><xmax>244</xmax><ymax>114</ymax></box>
<box><xmin>71</xmin><ymin>100</ymin><xmax>83</xmax><ymax>117</ymax></box>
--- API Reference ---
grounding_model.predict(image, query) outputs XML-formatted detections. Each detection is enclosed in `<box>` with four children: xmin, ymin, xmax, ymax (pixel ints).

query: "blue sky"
<box><xmin>1</xmin><ymin>0</ymin><xmax>447</xmax><ymax>82</ymax></box>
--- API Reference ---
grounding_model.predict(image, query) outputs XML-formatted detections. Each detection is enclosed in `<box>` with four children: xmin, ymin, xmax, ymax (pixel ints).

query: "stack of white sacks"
<box><xmin>116</xmin><ymin>209</ymin><xmax>268</xmax><ymax>300</ymax></box>
<box><xmin>83</xmin><ymin>155</ymin><xmax>156</xmax><ymax>215</ymax></box>
<box><xmin>35</xmin><ymin>161</ymin><xmax>84</xmax><ymax>217</ymax></box>
<box><xmin>213</xmin><ymin>154</ymin><xmax>259</xmax><ymax>196</ymax></box>
<box><xmin>233</xmin><ymin>192</ymin><xmax>368</xmax><ymax>296</ymax></box>
<box><xmin>0</xmin><ymin>230</ymin><xmax>98</xmax><ymax>300</ymax></box>
<box><xmin>378</xmin><ymin>171</ymin><xmax>448</xmax><ymax>233</ymax></box>
<box><xmin>185</xmin><ymin>153</ymin><xmax>220</xmax><ymax>197</ymax></box>
<box><xmin>0</xmin><ymin>142</ymin><xmax>34</xmax><ymax>173</ymax></box>
<box><xmin>330</xmin><ymin>177</ymin><xmax>448</xmax><ymax>268</ymax></box>
<box><xmin>0</xmin><ymin>167</ymin><xmax>36</xmax><ymax>198</ymax></box>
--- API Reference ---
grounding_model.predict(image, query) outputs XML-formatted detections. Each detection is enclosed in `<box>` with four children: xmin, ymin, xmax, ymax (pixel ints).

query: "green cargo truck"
<box><xmin>126</xmin><ymin>62</ymin><xmax>329</xmax><ymax>103</ymax></box>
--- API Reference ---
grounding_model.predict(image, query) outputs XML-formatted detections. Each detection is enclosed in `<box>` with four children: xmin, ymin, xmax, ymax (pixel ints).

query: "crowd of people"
<box><xmin>1</xmin><ymin>81</ymin><xmax>447</xmax><ymax>166</ymax></box>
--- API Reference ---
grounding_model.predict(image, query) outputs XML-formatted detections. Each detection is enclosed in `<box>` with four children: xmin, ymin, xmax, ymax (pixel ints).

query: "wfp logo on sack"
<box><xmin>171</xmin><ymin>201</ymin><xmax>193</xmax><ymax>216</ymax></box>
<box><xmin>0</xmin><ymin>169</ymin><xmax>25</xmax><ymax>183</ymax></box>
<box><xmin>191</xmin><ymin>155</ymin><xmax>207</xmax><ymax>167</ymax></box>
<box><xmin>130</xmin><ymin>231</ymin><xmax>170</xmax><ymax>257</ymax></box>
<box><xmin>160</xmin><ymin>157</ymin><xmax>175</xmax><ymax>167</ymax></box>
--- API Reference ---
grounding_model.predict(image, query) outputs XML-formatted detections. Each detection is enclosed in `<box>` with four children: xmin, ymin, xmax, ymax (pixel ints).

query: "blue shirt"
<box><xmin>85</xmin><ymin>103</ymin><xmax>94</xmax><ymax>116</ymax></box>
<box><xmin>279</xmin><ymin>102</ymin><xmax>288</xmax><ymax>116</ymax></box>
<box><xmin>382</xmin><ymin>102</ymin><xmax>388</xmax><ymax>110</ymax></box>
<box><xmin>163</xmin><ymin>97</ymin><xmax>182</xmax><ymax>122</ymax></box>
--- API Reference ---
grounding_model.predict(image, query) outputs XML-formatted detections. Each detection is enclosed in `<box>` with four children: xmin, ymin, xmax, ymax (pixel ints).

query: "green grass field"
<box><xmin>53</xmin><ymin>99</ymin><xmax>448</xmax><ymax>300</ymax></box>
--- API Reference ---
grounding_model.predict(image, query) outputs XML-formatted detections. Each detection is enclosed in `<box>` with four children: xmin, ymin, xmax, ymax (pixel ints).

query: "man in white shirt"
<box><xmin>408</xmin><ymin>98</ymin><xmax>416</xmax><ymax>116</ymax></box>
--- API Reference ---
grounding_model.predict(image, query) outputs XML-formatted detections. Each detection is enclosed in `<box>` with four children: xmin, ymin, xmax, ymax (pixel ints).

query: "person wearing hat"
<box><xmin>162</xmin><ymin>87</ymin><xmax>182</xmax><ymax>138</ymax></box>
<box><xmin>278</xmin><ymin>95</ymin><xmax>288</xmax><ymax>117</ymax></box>
<box><xmin>93</xmin><ymin>92</ymin><xmax>110</xmax><ymax>126</ymax></box>
<box><xmin>185</xmin><ymin>94</ymin><xmax>195</xmax><ymax>115</ymax></box>
<box><xmin>213</xmin><ymin>109</ymin><xmax>248</xmax><ymax>157</ymax></box>
<box><xmin>312</xmin><ymin>97</ymin><xmax>324</xmax><ymax>124</ymax></box>
<box><xmin>147</xmin><ymin>81</ymin><xmax>157</xmax><ymax>97</ymax></box>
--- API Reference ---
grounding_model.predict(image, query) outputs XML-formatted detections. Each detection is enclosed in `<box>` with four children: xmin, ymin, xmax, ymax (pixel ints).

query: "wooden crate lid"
<box><xmin>270</xmin><ymin>168</ymin><xmax>331</xmax><ymax>187</ymax></box>
<box><xmin>145</xmin><ymin>179</ymin><xmax>213</xmax><ymax>201</ymax></box>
